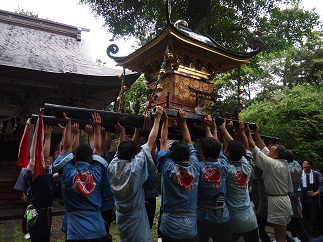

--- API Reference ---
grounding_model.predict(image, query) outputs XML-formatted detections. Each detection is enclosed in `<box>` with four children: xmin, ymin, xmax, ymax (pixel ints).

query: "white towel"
<box><xmin>288</xmin><ymin>169</ymin><xmax>294</xmax><ymax>194</ymax></box>
<box><xmin>301</xmin><ymin>170</ymin><xmax>313</xmax><ymax>188</ymax></box>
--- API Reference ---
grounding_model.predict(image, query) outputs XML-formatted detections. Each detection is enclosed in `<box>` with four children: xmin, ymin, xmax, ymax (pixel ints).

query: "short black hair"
<box><xmin>285</xmin><ymin>149</ymin><xmax>294</xmax><ymax>163</ymax></box>
<box><xmin>170</xmin><ymin>141</ymin><xmax>189</xmax><ymax>162</ymax></box>
<box><xmin>272</xmin><ymin>144</ymin><xmax>286</xmax><ymax>159</ymax></box>
<box><xmin>118</xmin><ymin>140</ymin><xmax>139</xmax><ymax>160</ymax></box>
<box><xmin>226</xmin><ymin>140</ymin><xmax>245</xmax><ymax>161</ymax></box>
<box><xmin>303</xmin><ymin>159</ymin><xmax>313</xmax><ymax>166</ymax></box>
<box><xmin>201</xmin><ymin>137</ymin><xmax>221</xmax><ymax>159</ymax></box>
<box><xmin>74</xmin><ymin>144</ymin><xmax>93</xmax><ymax>163</ymax></box>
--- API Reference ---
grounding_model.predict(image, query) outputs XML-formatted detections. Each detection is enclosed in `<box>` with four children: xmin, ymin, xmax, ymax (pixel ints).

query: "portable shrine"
<box><xmin>107</xmin><ymin>6</ymin><xmax>263</xmax><ymax>115</ymax></box>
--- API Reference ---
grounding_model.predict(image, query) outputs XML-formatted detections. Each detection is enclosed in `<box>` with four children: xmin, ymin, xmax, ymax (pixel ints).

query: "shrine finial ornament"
<box><xmin>166</xmin><ymin>0</ymin><xmax>172</xmax><ymax>24</ymax></box>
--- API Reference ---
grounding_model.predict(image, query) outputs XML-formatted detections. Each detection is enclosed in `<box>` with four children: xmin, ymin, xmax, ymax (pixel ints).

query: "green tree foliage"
<box><xmin>96</xmin><ymin>58</ymin><xmax>107</xmax><ymax>66</ymax></box>
<box><xmin>122</xmin><ymin>75</ymin><xmax>153</xmax><ymax>115</ymax></box>
<box><xmin>212</xmin><ymin>29</ymin><xmax>323</xmax><ymax>114</ymax></box>
<box><xmin>240</xmin><ymin>31</ymin><xmax>323</xmax><ymax>104</ymax></box>
<box><xmin>15</xmin><ymin>6</ymin><xmax>38</xmax><ymax>17</ymax></box>
<box><xmin>79</xmin><ymin>0</ymin><xmax>319</xmax><ymax>52</ymax></box>
<box><xmin>283</xmin><ymin>31</ymin><xmax>323</xmax><ymax>86</ymax></box>
<box><xmin>258</xmin><ymin>6</ymin><xmax>321</xmax><ymax>54</ymax></box>
<box><xmin>240</xmin><ymin>85</ymin><xmax>323</xmax><ymax>169</ymax></box>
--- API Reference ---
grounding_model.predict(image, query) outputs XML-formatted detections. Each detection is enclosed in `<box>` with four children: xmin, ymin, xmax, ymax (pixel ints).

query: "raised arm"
<box><xmin>202</xmin><ymin>115</ymin><xmax>213</xmax><ymax>138</ymax></box>
<box><xmin>57</xmin><ymin>123</ymin><xmax>65</xmax><ymax>151</ymax></box>
<box><xmin>238</xmin><ymin>121</ymin><xmax>250</xmax><ymax>150</ymax></box>
<box><xmin>101</xmin><ymin>127</ymin><xmax>111</xmax><ymax>155</ymax></box>
<box><xmin>43</xmin><ymin>125</ymin><xmax>52</xmax><ymax>160</ymax></box>
<box><xmin>115</xmin><ymin>122</ymin><xmax>126</xmax><ymax>150</ymax></box>
<box><xmin>61</xmin><ymin>112</ymin><xmax>72</xmax><ymax>155</ymax></box>
<box><xmin>211</xmin><ymin>118</ymin><xmax>218</xmax><ymax>140</ymax></box>
<box><xmin>132</xmin><ymin>127</ymin><xmax>141</xmax><ymax>146</ymax></box>
<box><xmin>92</xmin><ymin>112</ymin><xmax>102</xmax><ymax>156</ymax></box>
<box><xmin>160</xmin><ymin>111</ymin><xmax>169</xmax><ymax>151</ymax></box>
<box><xmin>71</xmin><ymin>123</ymin><xmax>80</xmax><ymax>150</ymax></box>
<box><xmin>219</xmin><ymin>119</ymin><xmax>234</xmax><ymax>148</ymax></box>
<box><xmin>147</xmin><ymin>106</ymin><xmax>163</xmax><ymax>153</ymax></box>
<box><xmin>85</xmin><ymin>124</ymin><xmax>94</xmax><ymax>147</ymax></box>
<box><xmin>106</xmin><ymin>131</ymin><xmax>112</xmax><ymax>148</ymax></box>
<box><xmin>179</xmin><ymin>109</ymin><xmax>192</xmax><ymax>145</ymax></box>
<box><xmin>244</xmin><ymin>123</ymin><xmax>254</xmax><ymax>150</ymax></box>
<box><xmin>253</xmin><ymin>123</ymin><xmax>266</xmax><ymax>149</ymax></box>
<box><xmin>246</xmin><ymin>124</ymin><xmax>256</xmax><ymax>149</ymax></box>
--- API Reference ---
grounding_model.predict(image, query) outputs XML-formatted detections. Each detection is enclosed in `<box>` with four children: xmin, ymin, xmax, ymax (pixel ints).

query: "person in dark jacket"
<box><xmin>300</xmin><ymin>159</ymin><xmax>323</xmax><ymax>237</ymax></box>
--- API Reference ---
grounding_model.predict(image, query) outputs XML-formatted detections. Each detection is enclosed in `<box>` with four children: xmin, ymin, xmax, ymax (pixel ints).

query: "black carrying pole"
<box><xmin>163</xmin><ymin>108</ymin><xmax>257</xmax><ymax>129</ymax></box>
<box><xmin>31</xmin><ymin>114</ymin><xmax>147</xmax><ymax>136</ymax></box>
<box><xmin>31</xmin><ymin>114</ymin><xmax>117</xmax><ymax>132</ymax></box>
<box><xmin>41</xmin><ymin>103</ymin><xmax>279</xmax><ymax>143</ymax></box>
<box><xmin>43</xmin><ymin>103</ymin><xmax>145</xmax><ymax>129</ymax></box>
<box><xmin>43</xmin><ymin>103</ymin><xmax>256</xmax><ymax>128</ymax></box>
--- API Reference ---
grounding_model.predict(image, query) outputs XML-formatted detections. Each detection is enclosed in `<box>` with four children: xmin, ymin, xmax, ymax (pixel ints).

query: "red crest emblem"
<box><xmin>202</xmin><ymin>166</ymin><xmax>221</xmax><ymax>188</ymax></box>
<box><xmin>175</xmin><ymin>167</ymin><xmax>194</xmax><ymax>191</ymax></box>
<box><xmin>73</xmin><ymin>172</ymin><xmax>96</xmax><ymax>197</ymax></box>
<box><xmin>233</xmin><ymin>170</ymin><xmax>247</xmax><ymax>189</ymax></box>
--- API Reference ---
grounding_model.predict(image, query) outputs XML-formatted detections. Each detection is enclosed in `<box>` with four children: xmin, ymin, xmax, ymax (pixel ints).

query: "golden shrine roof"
<box><xmin>108</xmin><ymin>22</ymin><xmax>263</xmax><ymax>80</ymax></box>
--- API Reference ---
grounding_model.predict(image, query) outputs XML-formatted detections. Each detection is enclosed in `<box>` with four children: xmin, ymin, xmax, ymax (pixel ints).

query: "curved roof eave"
<box><xmin>108</xmin><ymin>23</ymin><xmax>263</xmax><ymax>66</ymax></box>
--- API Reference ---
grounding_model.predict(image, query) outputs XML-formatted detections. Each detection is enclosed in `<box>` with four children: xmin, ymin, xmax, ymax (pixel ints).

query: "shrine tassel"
<box><xmin>117</xmin><ymin>68</ymin><xmax>126</xmax><ymax>113</ymax></box>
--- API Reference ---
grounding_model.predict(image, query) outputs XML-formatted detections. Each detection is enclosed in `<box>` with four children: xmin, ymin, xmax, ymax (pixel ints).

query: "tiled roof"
<box><xmin>0</xmin><ymin>9</ymin><xmax>139</xmax><ymax>116</ymax></box>
<box><xmin>0</xmin><ymin>9</ymin><xmax>124</xmax><ymax>76</ymax></box>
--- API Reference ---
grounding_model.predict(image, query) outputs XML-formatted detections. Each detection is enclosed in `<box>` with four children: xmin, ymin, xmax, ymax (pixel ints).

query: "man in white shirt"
<box><xmin>246</xmin><ymin>124</ymin><xmax>292</xmax><ymax>242</ymax></box>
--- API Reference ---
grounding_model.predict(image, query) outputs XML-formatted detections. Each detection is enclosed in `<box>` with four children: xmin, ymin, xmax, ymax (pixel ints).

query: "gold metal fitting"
<box><xmin>167</xmin><ymin>52</ymin><xmax>174</xmax><ymax>59</ymax></box>
<box><xmin>159</xmin><ymin>68</ymin><xmax>166</xmax><ymax>76</ymax></box>
<box><xmin>156</xmin><ymin>84</ymin><xmax>163</xmax><ymax>92</ymax></box>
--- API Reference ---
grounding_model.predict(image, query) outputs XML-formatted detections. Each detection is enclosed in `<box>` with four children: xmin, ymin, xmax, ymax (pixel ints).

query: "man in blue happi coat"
<box><xmin>197</xmin><ymin>116</ymin><xmax>232</xmax><ymax>242</ymax></box>
<box><xmin>107</xmin><ymin>106</ymin><xmax>163</xmax><ymax>242</ymax></box>
<box><xmin>220</xmin><ymin>120</ymin><xmax>259</xmax><ymax>242</ymax></box>
<box><xmin>157</xmin><ymin>109</ymin><xmax>200</xmax><ymax>242</ymax></box>
<box><xmin>53</xmin><ymin>112</ymin><xmax>109</xmax><ymax>241</ymax></box>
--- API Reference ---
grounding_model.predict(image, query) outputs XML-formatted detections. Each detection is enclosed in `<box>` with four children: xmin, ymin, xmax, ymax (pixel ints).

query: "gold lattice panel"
<box><xmin>152</xmin><ymin>73</ymin><xmax>213</xmax><ymax>112</ymax></box>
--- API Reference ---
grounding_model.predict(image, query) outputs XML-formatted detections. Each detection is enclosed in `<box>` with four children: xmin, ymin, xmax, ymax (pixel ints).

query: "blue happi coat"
<box><xmin>107</xmin><ymin>143</ymin><xmax>154</xmax><ymax>242</ymax></box>
<box><xmin>157</xmin><ymin>144</ymin><xmax>200</xmax><ymax>239</ymax></box>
